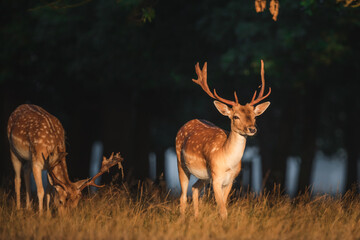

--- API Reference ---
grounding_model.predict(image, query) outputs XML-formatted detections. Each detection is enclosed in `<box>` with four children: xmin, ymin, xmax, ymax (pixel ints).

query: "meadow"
<box><xmin>1</xmin><ymin>182</ymin><xmax>360</xmax><ymax>240</ymax></box>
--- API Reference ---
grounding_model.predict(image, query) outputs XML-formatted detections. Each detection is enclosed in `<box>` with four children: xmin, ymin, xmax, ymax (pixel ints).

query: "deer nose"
<box><xmin>248</xmin><ymin>127</ymin><xmax>257</xmax><ymax>134</ymax></box>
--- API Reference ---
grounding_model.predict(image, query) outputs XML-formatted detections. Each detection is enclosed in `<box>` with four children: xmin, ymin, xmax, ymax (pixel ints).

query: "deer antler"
<box><xmin>46</xmin><ymin>152</ymin><xmax>69</xmax><ymax>190</ymax></box>
<box><xmin>48</xmin><ymin>170</ymin><xmax>68</xmax><ymax>190</ymax></box>
<box><xmin>249</xmin><ymin>60</ymin><xmax>271</xmax><ymax>106</ymax></box>
<box><xmin>192</xmin><ymin>62</ymin><xmax>239</xmax><ymax>106</ymax></box>
<box><xmin>78</xmin><ymin>152</ymin><xmax>124</xmax><ymax>191</ymax></box>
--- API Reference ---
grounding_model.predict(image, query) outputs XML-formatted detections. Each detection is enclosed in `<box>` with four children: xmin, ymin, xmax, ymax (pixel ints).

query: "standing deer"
<box><xmin>176</xmin><ymin>60</ymin><xmax>271</xmax><ymax>219</ymax></box>
<box><xmin>7</xmin><ymin>104</ymin><xmax>123</xmax><ymax>213</ymax></box>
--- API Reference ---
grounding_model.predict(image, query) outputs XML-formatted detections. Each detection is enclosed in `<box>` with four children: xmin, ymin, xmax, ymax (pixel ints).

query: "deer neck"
<box><xmin>222</xmin><ymin>130</ymin><xmax>247</xmax><ymax>168</ymax></box>
<box><xmin>50</xmin><ymin>161</ymin><xmax>74</xmax><ymax>188</ymax></box>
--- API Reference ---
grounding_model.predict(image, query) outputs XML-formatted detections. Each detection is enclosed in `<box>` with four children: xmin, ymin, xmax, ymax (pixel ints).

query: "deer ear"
<box><xmin>53</xmin><ymin>185</ymin><xmax>65</xmax><ymax>192</ymax></box>
<box><xmin>214</xmin><ymin>101</ymin><xmax>231</xmax><ymax>117</ymax></box>
<box><xmin>47</xmin><ymin>152</ymin><xmax>67</xmax><ymax>169</ymax></box>
<box><xmin>58</xmin><ymin>152</ymin><xmax>68</xmax><ymax>161</ymax></box>
<box><xmin>47</xmin><ymin>173</ymin><xmax>67</xmax><ymax>191</ymax></box>
<box><xmin>254</xmin><ymin>102</ymin><xmax>270</xmax><ymax>116</ymax></box>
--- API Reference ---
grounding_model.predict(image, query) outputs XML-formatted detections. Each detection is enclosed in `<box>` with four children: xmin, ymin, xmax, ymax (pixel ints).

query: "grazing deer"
<box><xmin>176</xmin><ymin>60</ymin><xmax>271</xmax><ymax>219</ymax></box>
<box><xmin>7</xmin><ymin>104</ymin><xmax>123</xmax><ymax>213</ymax></box>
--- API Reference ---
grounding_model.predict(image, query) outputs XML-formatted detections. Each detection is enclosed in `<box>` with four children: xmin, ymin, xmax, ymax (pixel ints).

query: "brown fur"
<box><xmin>177</xmin><ymin>61</ymin><xmax>271</xmax><ymax>219</ymax></box>
<box><xmin>175</xmin><ymin>101</ymin><xmax>270</xmax><ymax>219</ymax></box>
<box><xmin>8</xmin><ymin>104</ymin><xmax>83</xmax><ymax>213</ymax></box>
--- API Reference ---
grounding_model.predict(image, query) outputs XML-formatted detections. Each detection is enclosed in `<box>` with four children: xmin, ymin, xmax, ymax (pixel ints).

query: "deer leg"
<box><xmin>45</xmin><ymin>181</ymin><xmax>52</xmax><ymax>211</ymax></box>
<box><xmin>212</xmin><ymin>179</ymin><xmax>227</xmax><ymax>220</ymax></box>
<box><xmin>192</xmin><ymin>179</ymin><xmax>208</xmax><ymax>218</ymax></box>
<box><xmin>10</xmin><ymin>151</ymin><xmax>22</xmax><ymax>210</ymax></box>
<box><xmin>23</xmin><ymin>163</ymin><xmax>32</xmax><ymax>209</ymax></box>
<box><xmin>178</xmin><ymin>163</ymin><xmax>190</xmax><ymax>216</ymax></box>
<box><xmin>32</xmin><ymin>163</ymin><xmax>44</xmax><ymax>213</ymax></box>
<box><xmin>222</xmin><ymin>182</ymin><xmax>234</xmax><ymax>207</ymax></box>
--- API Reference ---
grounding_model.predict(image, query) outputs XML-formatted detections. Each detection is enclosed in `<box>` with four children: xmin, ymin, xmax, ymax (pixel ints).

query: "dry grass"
<box><xmin>1</xmin><ymin>182</ymin><xmax>360</xmax><ymax>240</ymax></box>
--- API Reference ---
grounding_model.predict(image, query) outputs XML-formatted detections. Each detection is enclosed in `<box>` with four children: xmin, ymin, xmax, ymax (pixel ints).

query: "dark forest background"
<box><xmin>1</xmin><ymin>0</ymin><xmax>359</xmax><ymax>194</ymax></box>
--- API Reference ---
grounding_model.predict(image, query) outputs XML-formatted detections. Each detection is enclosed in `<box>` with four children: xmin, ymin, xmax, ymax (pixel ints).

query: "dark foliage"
<box><xmin>0</xmin><ymin>0</ymin><xmax>359</xmax><ymax>194</ymax></box>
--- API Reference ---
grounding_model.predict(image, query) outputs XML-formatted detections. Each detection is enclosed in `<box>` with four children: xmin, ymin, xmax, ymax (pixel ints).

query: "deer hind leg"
<box><xmin>23</xmin><ymin>163</ymin><xmax>32</xmax><ymax>209</ymax></box>
<box><xmin>177</xmin><ymin>162</ymin><xmax>190</xmax><ymax>216</ymax></box>
<box><xmin>32</xmin><ymin>162</ymin><xmax>44</xmax><ymax>213</ymax></box>
<box><xmin>10</xmin><ymin>151</ymin><xmax>22</xmax><ymax>209</ymax></box>
<box><xmin>192</xmin><ymin>179</ymin><xmax>208</xmax><ymax>218</ymax></box>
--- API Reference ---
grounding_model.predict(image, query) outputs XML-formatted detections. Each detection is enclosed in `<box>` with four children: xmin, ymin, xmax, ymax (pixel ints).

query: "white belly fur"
<box><xmin>183</xmin><ymin>150</ymin><xmax>210</xmax><ymax>179</ymax></box>
<box><xmin>189</xmin><ymin>167</ymin><xmax>210</xmax><ymax>179</ymax></box>
<box><xmin>10</xmin><ymin>135</ymin><xmax>32</xmax><ymax>161</ymax></box>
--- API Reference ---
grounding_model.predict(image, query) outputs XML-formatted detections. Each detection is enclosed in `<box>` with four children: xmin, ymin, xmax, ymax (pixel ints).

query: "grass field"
<box><xmin>1</xmin><ymin>182</ymin><xmax>360</xmax><ymax>240</ymax></box>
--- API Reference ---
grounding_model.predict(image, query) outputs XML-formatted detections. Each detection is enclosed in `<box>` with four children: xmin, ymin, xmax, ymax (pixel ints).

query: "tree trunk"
<box><xmin>131</xmin><ymin>100</ymin><xmax>150</xmax><ymax>180</ymax></box>
<box><xmin>297</xmin><ymin>86</ymin><xmax>322</xmax><ymax>194</ymax></box>
<box><xmin>272</xmin><ymin>93</ymin><xmax>299</xmax><ymax>191</ymax></box>
<box><xmin>259</xmin><ymin>112</ymin><xmax>275</xmax><ymax>191</ymax></box>
<box><xmin>100</xmin><ymin>90</ymin><xmax>150</xmax><ymax>181</ymax></box>
<box><xmin>344</xmin><ymin>104</ymin><xmax>359</xmax><ymax>191</ymax></box>
<box><xmin>155</xmin><ymin>146</ymin><xmax>166</xmax><ymax>180</ymax></box>
<box><xmin>259</xmin><ymin>93</ymin><xmax>298</xmax><ymax>192</ymax></box>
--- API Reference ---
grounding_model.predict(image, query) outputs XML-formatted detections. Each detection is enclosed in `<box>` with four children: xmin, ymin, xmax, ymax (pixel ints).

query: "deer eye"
<box><xmin>233</xmin><ymin>116</ymin><xmax>240</xmax><ymax>120</ymax></box>
<box><xmin>59</xmin><ymin>200</ymin><xmax>64</xmax><ymax>205</ymax></box>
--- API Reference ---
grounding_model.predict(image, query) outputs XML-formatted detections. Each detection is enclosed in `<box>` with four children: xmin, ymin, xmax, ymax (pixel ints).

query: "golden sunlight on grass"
<box><xmin>1</xmin><ymin>183</ymin><xmax>360</xmax><ymax>240</ymax></box>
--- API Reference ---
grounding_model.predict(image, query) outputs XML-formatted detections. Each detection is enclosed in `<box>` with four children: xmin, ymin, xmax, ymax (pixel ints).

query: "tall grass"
<box><xmin>1</xmin><ymin>182</ymin><xmax>360</xmax><ymax>240</ymax></box>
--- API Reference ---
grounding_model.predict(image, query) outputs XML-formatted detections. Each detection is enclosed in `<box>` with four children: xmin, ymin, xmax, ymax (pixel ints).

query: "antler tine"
<box><xmin>48</xmin><ymin>168</ymin><xmax>68</xmax><ymax>190</ymax></box>
<box><xmin>213</xmin><ymin>89</ymin><xmax>237</xmax><ymax>106</ymax></box>
<box><xmin>193</xmin><ymin>62</ymin><xmax>237</xmax><ymax>106</ymax></box>
<box><xmin>78</xmin><ymin>152</ymin><xmax>124</xmax><ymax>191</ymax></box>
<box><xmin>251</xmin><ymin>90</ymin><xmax>257</xmax><ymax>103</ymax></box>
<box><xmin>45</xmin><ymin>152</ymin><xmax>68</xmax><ymax>190</ymax></box>
<box><xmin>234</xmin><ymin>91</ymin><xmax>239</xmax><ymax>104</ymax></box>
<box><xmin>249</xmin><ymin>59</ymin><xmax>271</xmax><ymax>106</ymax></box>
<box><xmin>258</xmin><ymin>60</ymin><xmax>265</xmax><ymax>98</ymax></box>
<box><xmin>192</xmin><ymin>62</ymin><xmax>216</xmax><ymax>99</ymax></box>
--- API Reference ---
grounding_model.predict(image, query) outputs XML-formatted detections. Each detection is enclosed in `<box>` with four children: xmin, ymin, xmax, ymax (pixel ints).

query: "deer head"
<box><xmin>47</xmin><ymin>152</ymin><xmax>124</xmax><ymax>213</ymax></box>
<box><xmin>192</xmin><ymin>60</ymin><xmax>271</xmax><ymax>136</ymax></box>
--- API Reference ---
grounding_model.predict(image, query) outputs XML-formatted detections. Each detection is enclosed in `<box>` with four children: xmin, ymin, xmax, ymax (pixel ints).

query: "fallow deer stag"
<box><xmin>7</xmin><ymin>104</ymin><xmax>124</xmax><ymax>213</ymax></box>
<box><xmin>176</xmin><ymin>60</ymin><xmax>271</xmax><ymax>219</ymax></box>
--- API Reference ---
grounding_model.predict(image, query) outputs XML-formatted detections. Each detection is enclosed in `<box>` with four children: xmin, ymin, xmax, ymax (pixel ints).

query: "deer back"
<box><xmin>7</xmin><ymin>104</ymin><xmax>66</xmax><ymax>168</ymax></box>
<box><xmin>176</xmin><ymin>119</ymin><xmax>228</xmax><ymax>159</ymax></box>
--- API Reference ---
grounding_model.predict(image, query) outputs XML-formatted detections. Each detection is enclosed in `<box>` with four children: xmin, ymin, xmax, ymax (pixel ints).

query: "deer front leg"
<box><xmin>32</xmin><ymin>163</ymin><xmax>44</xmax><ymax>213</ymax></box>
<box><xmin>45</xmin><ymin>182</ymin><xmax>52</xmax><ymax>211</ymax></box>
<box><xmin>212</xmin><ymin>179</ymin><xmax>228</xmax><ymax>220</ymax></box>
<box><xmin>192</xmin><ymin>179</ymin><xmax>208</xmax><ymax>218</ymax></box>
<box><xmin>222</xmin><ymin>182</ymin><xmax>234</xmax><ymax>207</ymax></box>
<box><xmin>10</xmin><ymin>151</ymin><xmax>22</xmax><ymax>210</ymax></box>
